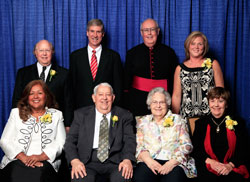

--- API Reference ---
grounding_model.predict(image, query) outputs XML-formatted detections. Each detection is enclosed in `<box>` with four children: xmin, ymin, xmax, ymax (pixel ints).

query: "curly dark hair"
<box><xmin>17</xmin><ymin>80</ymin><xmax>58</xmax><ymax>121</ymax></box>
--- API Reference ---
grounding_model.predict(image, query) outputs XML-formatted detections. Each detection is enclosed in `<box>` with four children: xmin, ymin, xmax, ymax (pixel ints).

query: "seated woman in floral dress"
<box><xmin>133</xmin><ymin>87</ymin><xmax>197</xmax><ymax>182</ymax></box>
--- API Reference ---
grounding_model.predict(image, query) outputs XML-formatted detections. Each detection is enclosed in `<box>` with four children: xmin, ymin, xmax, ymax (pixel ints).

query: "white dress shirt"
<box><xmin>37</xmin><ymin>62</ymin><xmax>52</xmax><ymax>81</ymax></box>
<box><xmin>92</xmin><ymin>109</ymin><xmax>111</xmax><ymax>149</ymax></box>
<box><xmin>87</xmin><ymin>45</ymin><xmax>102</xmax><ymax>66</ymax></box>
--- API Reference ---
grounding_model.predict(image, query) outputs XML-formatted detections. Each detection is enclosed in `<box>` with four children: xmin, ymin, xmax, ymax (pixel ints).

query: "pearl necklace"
<box><xmin>211</xmin><ymin>117</ymin><xmax>226</xmax><ymax>133</ymax></box>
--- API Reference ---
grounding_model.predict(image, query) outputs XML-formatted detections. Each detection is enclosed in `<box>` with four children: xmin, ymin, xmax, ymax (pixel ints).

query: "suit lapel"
<box><xmin>109</xmin><ymin>107</ymin><xmax>118</xmax><ymax>147</ymax></box>
<box><xmin>45</xmin><ymin>62</ymin><xmax>57</xmax><ymax>85</ymax></box>
<box><xmin>95</xmin><ymin>49</ymin><xmax>107</xmax><ymax>82</ymax></box>
<box><xmin>85</xmin><ymin>107</ymin><xmax>96</xmax><ymax>149</ymax></box>
<box><xmin>31</xmin><ymin>63</ymin><xmax>40</xmax><ymax>79</ymax></box>
<box><xmin>82</xmin><ymin>48</ymin><xmax>94</xmax><ymax>82</ymax></box>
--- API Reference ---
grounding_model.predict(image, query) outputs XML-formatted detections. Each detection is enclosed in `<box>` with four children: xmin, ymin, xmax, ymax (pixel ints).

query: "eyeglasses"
<box><xmin>141</xmin><ymin>27</ymin><xmax>158</xmax><ymax>33</ymax></box>
<box><xmin>151</xmin><ymin>100</ymin><xmax>166</xmax><ymax>106</ymax></box>
<box><xmin>36</xmin><ymin>49</ymin><xmax>52</xmax><ymax>54</ymax></box>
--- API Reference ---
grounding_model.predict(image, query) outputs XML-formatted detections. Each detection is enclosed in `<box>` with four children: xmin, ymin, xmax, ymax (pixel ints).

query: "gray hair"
<box><xmin>140</xmin><ymin>18</ymin><xmax>159</xmax><ymax>30</ymax></box>
<box><xmin>87</xmin><ymin>19</ymin><xmax>104</xmax><ymax>32</ymax></box>
<box><xmin>146</xmin><ymin>87</ymin><xmax>171</xmax><ymax>109</ymax></box>
<box><xmin>93</xmin><ymin>82</ymin><xmax>113</xmax><ymax>95</ymax></box>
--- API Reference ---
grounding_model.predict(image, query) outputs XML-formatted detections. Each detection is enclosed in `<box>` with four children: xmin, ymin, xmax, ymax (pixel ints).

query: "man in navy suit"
<box><xmin>11</xmin><ymin>40</ymin><xmax>70</xmax><ymax>129</ymax></box>
<box><xmin>64</xmin><ymin>83</ymin><xmax>136</xmax><ymax>182</ymax></box>
<box><xmin>67</xmin><ymin>19</ymin><xmax>123</xmax><ymax>124</ymax></box>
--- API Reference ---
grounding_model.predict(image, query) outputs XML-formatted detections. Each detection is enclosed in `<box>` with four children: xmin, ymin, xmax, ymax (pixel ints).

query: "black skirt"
<box><xmin>0</xmin><ymin>160</ymin><xmax>58</xmax><ymax>182</ymax></box>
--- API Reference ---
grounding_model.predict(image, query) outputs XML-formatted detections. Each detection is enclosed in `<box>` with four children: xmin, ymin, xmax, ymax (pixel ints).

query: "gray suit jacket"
<box><xmin>64</xmin><ymin>105</ymin><xmax>136</xmax><ymax>165</ymax></box>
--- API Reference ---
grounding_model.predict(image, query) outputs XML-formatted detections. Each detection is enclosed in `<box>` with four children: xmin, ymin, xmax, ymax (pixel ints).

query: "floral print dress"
<box><xmin>136</xmin><ymin>110</ymin><xmax>197</xmax><ymax>178</ymax></box>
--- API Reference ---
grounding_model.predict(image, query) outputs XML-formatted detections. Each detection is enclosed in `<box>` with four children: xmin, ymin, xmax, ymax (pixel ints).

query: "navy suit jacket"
<box><xmin>64</xmin><ymin>105</ymin><xmax>136</xmax><ymax>165</ymax></box>
<box><xmin>11</xmin><ymin>62</ymin><xmax>71</xmax><ymax>126</ymax></box>
<box><xmin>67</xmin><ymin>47</ymin><xmax>123</xmax><ymax>115</ymax></box>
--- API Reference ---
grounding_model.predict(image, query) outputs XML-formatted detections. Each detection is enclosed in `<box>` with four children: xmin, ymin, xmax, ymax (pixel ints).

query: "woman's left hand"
<box><xmin>34</xmin><ymin>161</ymin><xmax>44</xmax><ymax>167</ymax></box>
<box><xmin>25</xmin><ymin>155</ymin><xmax>42</xmax><ymax>167</ymax></box>
<box><xmin>157</xmin><ymin>159</ymin><xmax>179</xmax><ymax>175</ymax></box>
<box><xmin>217</xmin><ymin>163</ymin><xmax>233</xmax><ymax>175</ymax></box>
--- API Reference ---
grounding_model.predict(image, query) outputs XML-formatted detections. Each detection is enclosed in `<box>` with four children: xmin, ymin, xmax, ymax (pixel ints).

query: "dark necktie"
<box><xmin>97</xmin><ymin>114</ymin><xmax>109</xmax><ymax>162</ymax></box>
<box><xmin>40</xmin><ymin>66</ymin><xmax>47</xmax><ymax>82</ymax></box>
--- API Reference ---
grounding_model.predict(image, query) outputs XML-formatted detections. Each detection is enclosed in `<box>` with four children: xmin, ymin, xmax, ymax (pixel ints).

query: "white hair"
<box><xmin>146</xmin><ymin>87</ymin><xmax>171</xmax><ymax>109</ymax></box>
<box><xmin>93</xmin><ymin>82</ymin><xmax>114</xmax><ymax>95</ymax></box>
<box><xmin>140</xmin><ymin>18</ymin><xmax>159</xmax><ymax>30</ymax></box>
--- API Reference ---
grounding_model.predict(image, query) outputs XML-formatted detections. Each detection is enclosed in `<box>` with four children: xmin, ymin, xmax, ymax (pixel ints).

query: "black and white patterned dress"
<box><xmin>180</xmin><ymin>60</ymin><xmax>215</xmax><ymax>118</ymax></box>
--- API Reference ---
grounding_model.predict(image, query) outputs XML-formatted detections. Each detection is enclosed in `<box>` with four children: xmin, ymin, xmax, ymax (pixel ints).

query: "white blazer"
<box><xmin>0</xmin><ymin>108</ymin><xmax>66</xmax><ymax>172</ymax></box>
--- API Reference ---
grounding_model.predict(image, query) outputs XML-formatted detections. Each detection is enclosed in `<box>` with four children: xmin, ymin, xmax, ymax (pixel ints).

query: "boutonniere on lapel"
<box><xmin>225</xmin><ymin>116</ymin><xmax>238</xmax><ymax>130</ymax></box>
<box><xmin>40</xmin><ymin>113</ymin><xmax>52</xmax><ymax>124</ymax></box>
<box><xmin>111</xmin><ymin>115</ymin><xmax>118</xmax><ymax>127</ymax></box>
<box><xmin>201</xmin><ymin>58</ymin><xmax>212</xmax><ymax>69</ymax></box>
<box><xmin>49</xmin><ymin>69</ymin><xmax>56</xmax><ymax>82</ymax></box>
<box><xmin>163</xmin><ymin>116</ymin><xmax>174</xmax><ymax>127</ymax></box>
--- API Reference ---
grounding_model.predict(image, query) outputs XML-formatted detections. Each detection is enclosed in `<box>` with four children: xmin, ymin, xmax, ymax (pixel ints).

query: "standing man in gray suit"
<box><xmin>64</xmin><ymin>83</ymin><xmax>136</xmax><ymax>182</ymax></box>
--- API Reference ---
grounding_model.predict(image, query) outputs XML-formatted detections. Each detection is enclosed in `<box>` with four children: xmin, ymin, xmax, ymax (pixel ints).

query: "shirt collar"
<box><xmin>88</xmin><ymin>44</ymin><xmax>102</xmax><ymax>53</ymax></box>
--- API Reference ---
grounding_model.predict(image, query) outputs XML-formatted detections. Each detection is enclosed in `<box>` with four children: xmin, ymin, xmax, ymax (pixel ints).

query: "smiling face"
<box><xmin>209</xmin><ymin>97</ymin><xmax>227</xmax><ymax>118</ymax></box>
<box><xmin>34</xmin><ymin>40</ymin><xmax>53</xmax><ymax>66</ymax></box>
<box><xmin>150</xmin><ymin>92</ymin><xmax>168</xmax><ymax>120</ymax></box>
<box><xmin>92</xmin><ymin>85</ymin><xmax>115</xmax><ymax>114</ymax></box>
<box><xmin>28</xmin><ymin>84</ymin><xmax>46</xmax><ymax>113</ymax></box>
<box><xmin>87</xmin><ymin>25</ymin><xmax>104</xmax><ymax>49</ymax></box>
<box><xmin>140</xmin><ymin>19</ymin><xmax>160</xmax><ymax>48</ymax></box>
<box><xmin>188</xmin><ymin>36</ymin><xmax>205</xmax><ymax>59</ymax></box>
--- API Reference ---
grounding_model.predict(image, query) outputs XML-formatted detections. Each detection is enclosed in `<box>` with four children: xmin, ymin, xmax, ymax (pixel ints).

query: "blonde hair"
<box><xmin>184</xmin><ymin>31</ymin><xmax>209</xmax><ymax>60</ymax></box>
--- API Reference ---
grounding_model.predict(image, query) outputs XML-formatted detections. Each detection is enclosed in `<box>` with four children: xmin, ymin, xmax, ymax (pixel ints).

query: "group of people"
<box><xmin>0</xmin><ymin>17</ymin><xmax>249</xmax><ymax>182</ymax></box>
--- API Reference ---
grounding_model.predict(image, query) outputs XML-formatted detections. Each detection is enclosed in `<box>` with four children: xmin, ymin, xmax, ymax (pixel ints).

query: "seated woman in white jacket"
<box><xmin>0</xmin><ymin>80</ymin><xmax>66</xmax><ymax>182</ymax></box>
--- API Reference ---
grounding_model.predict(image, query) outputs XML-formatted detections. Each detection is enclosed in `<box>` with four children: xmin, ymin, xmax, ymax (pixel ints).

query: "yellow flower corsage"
<box><xmin>201</xmin><ymin>58</ymin><xmax>212</xmax><ymax>69</ymax></box>
<box><xmin>112</xmin><ymin>115</ymin><xmax>118</xmax><ymax>127</ymax></box>
<box><xmin>163</xmin><ymin>116</ymin><xmax>174</xmax><ymax>127</ymax></box>
<box><xmin>40</xmin><ymin>113</ymin><xmax>52</xmax><ymax>123</ymax></box>
<box><xmin>225</xmin><ymin>116</ymin><xmax>238</xmax><ymax>130</ymax></box>
<box><xmin>49</xmin><ymin>69</ymin><xmax>56</xmax><ymax>82</ymax></box>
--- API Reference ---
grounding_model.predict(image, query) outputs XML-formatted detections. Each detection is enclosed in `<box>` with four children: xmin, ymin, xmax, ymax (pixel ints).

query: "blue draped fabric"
<box><xmin>0</xmin><ymin>0</ymin><xmax>249</xmax><ymax>159</ymax></box>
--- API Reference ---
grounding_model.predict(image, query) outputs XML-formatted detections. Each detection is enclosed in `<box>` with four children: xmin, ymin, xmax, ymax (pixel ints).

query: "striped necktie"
<box><xmin>90</xmin><ymin>50</ymin><xmax>98</xmax><ymax>80</ymax></box>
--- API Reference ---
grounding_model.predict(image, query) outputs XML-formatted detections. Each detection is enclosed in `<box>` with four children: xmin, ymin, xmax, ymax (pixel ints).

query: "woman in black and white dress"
<box><xmin>172</xmin><ymin>31</ymin><xmax>224</xmax><ymax>119</ymax></box>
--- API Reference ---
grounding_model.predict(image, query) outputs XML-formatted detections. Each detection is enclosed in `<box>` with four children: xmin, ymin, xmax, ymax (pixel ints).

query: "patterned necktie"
<box><xmin>90</xmin><ymin>50</ymin><xmax>98</xmax><ymax>80</ymax></box>
<box><xmin>97</xmin><ymin>114</ymin><xmax>109</xmax><ymax>162</ymax></box>
<box><xmin>40</xmin><ymin>66</ymin><xmax>47</xmax><ymax>81</ymax></box>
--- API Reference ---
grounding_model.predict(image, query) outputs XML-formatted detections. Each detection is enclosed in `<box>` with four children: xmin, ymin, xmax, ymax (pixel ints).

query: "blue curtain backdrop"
<box><xmin>0</xmin><ymin>0</ymin><xmax>249</xmax><ymax>159</ymax></box>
